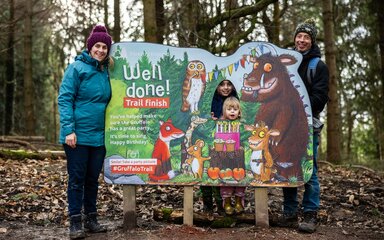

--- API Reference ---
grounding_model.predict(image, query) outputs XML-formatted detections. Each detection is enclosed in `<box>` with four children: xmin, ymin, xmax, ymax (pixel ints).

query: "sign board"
<box><xmin>104</xmin><ymin>42</ymin><xmax>314</xmax><ymax>187</ymax></box>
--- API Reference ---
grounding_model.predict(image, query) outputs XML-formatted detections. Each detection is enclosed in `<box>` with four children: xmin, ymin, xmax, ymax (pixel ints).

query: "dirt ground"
<box><xmin>1</xmin><ymin>219</ymin><xmax>384</xmax><ymax>240</ymax></box>
<box><xmin>1</xmin><ymin>156</ymin><xmax>384</xmax><ymax>240</ymax></box>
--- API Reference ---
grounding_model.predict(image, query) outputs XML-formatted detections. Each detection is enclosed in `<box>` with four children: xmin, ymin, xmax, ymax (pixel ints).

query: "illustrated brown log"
<box><xmin>209</xmin><ymin>147</ymin><xmax>245</xmax><ymax>169</ymax></box>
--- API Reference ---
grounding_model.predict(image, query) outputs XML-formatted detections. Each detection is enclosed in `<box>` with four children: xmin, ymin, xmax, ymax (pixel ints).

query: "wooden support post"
<box><xmin>254</xmin><ymin>187</ymin><xmax>269</xmax><ymax>227</ymax></box>
<box><xmin>183</xmin><ymin>186</ymin><xmax>194</xmax><ymax>226</ymax></box>
<box><xmin>123</xmin><ymin>185</ymin><xmax>136</xmax><ymax>230</ymax></box>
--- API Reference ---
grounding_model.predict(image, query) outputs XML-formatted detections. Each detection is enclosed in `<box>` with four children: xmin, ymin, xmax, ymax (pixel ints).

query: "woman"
<box><xmin>58</xmin><ymin>25</ymin><xmax>112</xmax><ymax>239</ymax></box>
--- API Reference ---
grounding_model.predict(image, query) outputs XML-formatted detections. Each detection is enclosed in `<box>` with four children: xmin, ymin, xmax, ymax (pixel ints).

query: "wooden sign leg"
<box><xmin>254</xmin><ymin>187</ymin><xmax>269</xmax><ymax>227</ymax></box>
<box><xmin>183</xmin><ymin>186</ymin><xmax>194</xmax><ymax>226</ymax></box>
<box><xmin>123</xmin><ymin>185</ymin><xmax>136</xmax><ymax>230</ymax></box>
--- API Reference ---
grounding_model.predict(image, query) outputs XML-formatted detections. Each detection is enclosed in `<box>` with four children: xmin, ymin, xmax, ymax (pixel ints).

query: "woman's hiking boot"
<box><xmin>84</xmin><ymin>212</ymin><xmax>107</xmax><ymax>233</ymax></box>
<box><xmin>69</xmin><ymin>214</ymin><xmax>85</xmax><ymax>239</ymax></box>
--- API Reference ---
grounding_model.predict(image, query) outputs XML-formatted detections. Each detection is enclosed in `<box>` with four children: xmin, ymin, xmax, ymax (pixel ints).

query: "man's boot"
<box><xmin>299</xmin><ymin>211</ymin><xmax>318</xmax><ymax>233</ymax></box>
<box><xmin>223</xmin><ymin>198</ymin><xmax>234</xmax><ymax>216</ymax></box>
<box><xmin>69</xmin><ymin>214</ymin><xmax>85</xmax><ymax>239</ymax></box>
<box><xmin>234</xmin><ymin>196</ymin><xmax>244</xmax><ymax>214</ymax></box>
<box><xmin>270</xmin><ymin>212</ymin><xmax>298</xmax><ymax>228</ymax></box>
<box><xmin>84</xmin><ymin>212</ymin><xmax>107</xmax><ymax>233</ymax></box>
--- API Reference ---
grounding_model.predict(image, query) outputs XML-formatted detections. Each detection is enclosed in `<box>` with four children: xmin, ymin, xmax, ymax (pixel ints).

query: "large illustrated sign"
<box><xmin>104</xmin><ymin>42</ymin><xmax>315</xmax><ymax>187</ymax></box>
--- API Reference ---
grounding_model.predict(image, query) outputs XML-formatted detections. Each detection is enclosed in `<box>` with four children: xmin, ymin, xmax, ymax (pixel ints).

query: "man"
<box><xmin>278</xmin><ymin>18</ymin><xmax>329</xmax><ymax>233</ymax></box>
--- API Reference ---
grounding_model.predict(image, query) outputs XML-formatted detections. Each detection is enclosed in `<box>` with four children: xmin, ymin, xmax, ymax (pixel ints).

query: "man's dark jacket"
<box><xmin>296</xmin><ymin>44</ymin><xmax>329</xmax><ymax>118</ymax></box>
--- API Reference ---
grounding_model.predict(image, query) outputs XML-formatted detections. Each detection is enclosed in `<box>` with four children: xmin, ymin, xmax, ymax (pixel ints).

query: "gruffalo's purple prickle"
<box><xmin>241</xmin><ymin>53</ymin><xmax>308</xmax><ymax>181</ymax></box>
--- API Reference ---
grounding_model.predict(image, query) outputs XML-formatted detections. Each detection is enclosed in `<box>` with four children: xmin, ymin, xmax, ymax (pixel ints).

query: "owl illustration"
<box><xmin>181</xmin><ymin>60</ymin><xmax>206</xmax><ymax>113</ymax></box>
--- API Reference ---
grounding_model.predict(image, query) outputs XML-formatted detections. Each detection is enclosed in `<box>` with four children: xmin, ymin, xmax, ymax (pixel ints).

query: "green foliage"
<box><xmin>161</xmin><ymin>208</ymin><xmax>173</xmax><ymax>220</ymax></box>
<box><xmin>302</xmin><ymin>160</ymin><xmax>313</xmax><ymax>183</ymax></box>
<box><xmin>334</xmin><ymin>0</ymin><xmax>383</xmax><ymax>168</ymax></box>
<box><xmin>288</xmin><ymin>176</ymin><xmax>298</xmax><ymax>184</ymax></box>
<box><xmin>210</xmin><ymin>216</ymin><xmax>237</xmax><ymax>228</ymax></box>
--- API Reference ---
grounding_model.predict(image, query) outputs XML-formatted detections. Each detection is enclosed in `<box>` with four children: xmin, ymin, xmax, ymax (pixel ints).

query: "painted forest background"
<box><xmin>0</xmin><ymin>0</ymin><xmax>383</xmax><ymax>170</ymax></box>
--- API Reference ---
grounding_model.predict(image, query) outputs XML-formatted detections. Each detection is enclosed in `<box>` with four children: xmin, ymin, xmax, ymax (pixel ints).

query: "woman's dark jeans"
<box><xmin>64</xmin><ymin>144</ymin><xmax>105</xmax><ymax>216</ymax></box>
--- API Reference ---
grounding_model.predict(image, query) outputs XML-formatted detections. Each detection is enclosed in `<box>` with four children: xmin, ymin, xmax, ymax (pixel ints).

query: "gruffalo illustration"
<box><xmin>241</xmin><ymin>52</ymin><xmax>308</xmax><ymax>181</ymax></box>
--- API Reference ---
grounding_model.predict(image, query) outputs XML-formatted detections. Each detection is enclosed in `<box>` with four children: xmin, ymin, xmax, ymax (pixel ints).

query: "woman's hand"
<box><xmin>65</xmin><ymin>133</ymin><xmax>77</xmax><ymax>148</ymax></box>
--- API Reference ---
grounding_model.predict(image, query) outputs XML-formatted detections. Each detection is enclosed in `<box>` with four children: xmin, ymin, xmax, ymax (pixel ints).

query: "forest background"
<box><xmin>0</xmin><ymin>0</ymin><xmax>383</xmax><ymax>170</ymax></box>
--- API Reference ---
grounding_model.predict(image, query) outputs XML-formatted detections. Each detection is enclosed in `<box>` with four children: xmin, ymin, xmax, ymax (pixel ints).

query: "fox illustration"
<box><xmin>149</xmin><ymin>119</ymin><xmax>185</xmax><ymax>181</ymax></box>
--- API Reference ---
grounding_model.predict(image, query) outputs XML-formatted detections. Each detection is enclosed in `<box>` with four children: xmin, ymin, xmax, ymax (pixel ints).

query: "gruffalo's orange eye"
<box><xmin>253</xmin><ymin>62</ymin><xmax>259</xmax><ymax>69</ymax></box>
<box><xmin>264</xmin><ymin>63</ymin><xmax>272</xmax><ymax>72</ymax></box>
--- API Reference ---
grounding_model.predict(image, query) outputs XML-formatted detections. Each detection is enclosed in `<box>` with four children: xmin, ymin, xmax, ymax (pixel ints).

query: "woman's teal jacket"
<box><xmin>58</xmin><ymin>50</ymin><xmax>111</xmax><ymax>147</ymax></box>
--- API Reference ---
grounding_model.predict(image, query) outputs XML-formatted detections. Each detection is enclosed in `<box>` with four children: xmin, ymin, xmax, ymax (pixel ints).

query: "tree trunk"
<box><xmin>155</xmin><ymin>0</ymin><xmax>165</xmax><ymax>44</ymax></box>
<box><xmin>143</xmin><ymin>0</ymin><xmax>158</xmax><ymax>43</ymax></box>
<box><xmin>262</xmin><ymin>2</ymin><xmax>281</xmax><ymax>45</ymax></box>
<box><xmin>104</xmin><ymin>0</ymin><xmax>109</xmax><ymax>30</ymax></box>
<box><xmin>374</xmin><ymin>0</ymin><xmax>384</xmax><ymax>162</ymax></box>
<box><xmin>23</xmin><ymin>0</ymin><xmax>36</xmax><ymax>135</ymax></box>
<box><xmin>174</xmin><ymin>0</ymin><xmax>198</xmax><ymax>47</ymax></box>
<box><xmin>225</xmin><ymin>0</ymin><xmax>240</xmax><ymax>55</ymax></box>
<box><xmin>113</xmin><ymin>0</ymin><xmax>121</xmax><ymax>42</ymax></box>
<box><xmin>322</xmin><ymin>0</ymin><xmax>341</xmax><ymax>163</ymax></box>
<box><xmin>5</xmin><ymin>0</ymin><xmax>15</xmax><ymax>135</ymax></box>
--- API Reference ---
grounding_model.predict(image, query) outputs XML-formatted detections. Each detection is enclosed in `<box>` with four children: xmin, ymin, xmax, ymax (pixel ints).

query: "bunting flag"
<box><xmin>240</xmin><ymin>57</ymin><xmax>246</xmax><ymax>68</ymax></box>
<box><xmin>214</xmin><ymin>70</ymin><xmax>219</xmax><ymax>80</ymax></box>
<box><xmin>220</xmin><ymin>68</ymin><xmax>226</xmax><ymax>78</ymax></box>
<box><xmin>228</xmin><ymin>64</ymin><xmax>234</xmax><ymax>76</ymax></box>
<box><xmin>234</xmin><ymin>61</ymin><xmax>240</xmax><ymax>71</ymax></box>
<box><xmin>208</xmin><ymin>72</ymin><xmax>214</xmax><ymax>81</ymax></box>
<box><xmin>208</xmin><ymin>55</ymin><xmax>252</xmax><ymax>81</ymax></box>
<box><xmin>251</xmin><ymin>48</ymin><xmax>257</xmax><ymax>57</ymax></box>
<box><xmin>245</xmin><ymin>54</ymin><xmax>250</xmax><ymax>63</ymax></box>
